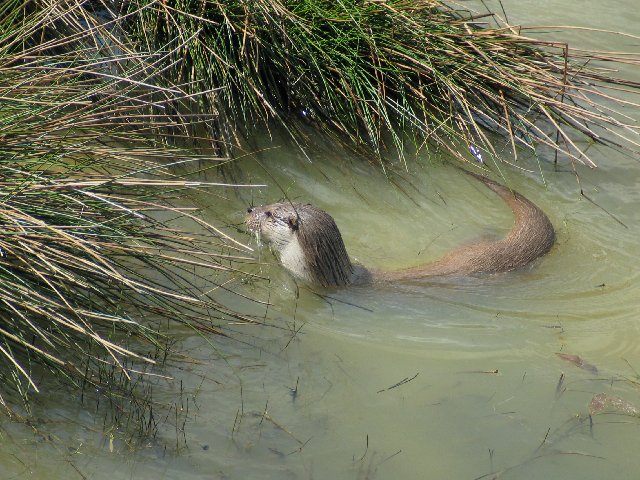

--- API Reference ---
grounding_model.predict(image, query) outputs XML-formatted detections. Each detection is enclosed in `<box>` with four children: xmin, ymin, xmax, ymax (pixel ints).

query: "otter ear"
<box><xmin>288</xmin><ymin>215</ymin><xmax>299</xmax><ymax>231</ymax></box>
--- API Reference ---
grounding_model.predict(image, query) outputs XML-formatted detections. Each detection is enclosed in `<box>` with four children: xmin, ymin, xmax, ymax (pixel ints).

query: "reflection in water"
<box><xmin>5</xmin><ymin>2</ymin><xmax>640</xmax><ymax>479</ymax></box>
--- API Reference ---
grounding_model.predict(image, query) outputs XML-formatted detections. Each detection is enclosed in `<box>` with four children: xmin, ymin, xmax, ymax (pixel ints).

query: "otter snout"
<box><xmin>244</xmin><ymin>202</ymin><xmax>306</xmax><ymax>252</ymax></box>
<box><xmin>245</xmin><ymin>205</ymin><xmax>284</xmax><ymax>248</ymax></box>
<box><xmin>244</xmin><ymin>206</ymin><xmax>263</xmax><ymax>234</ymax></box>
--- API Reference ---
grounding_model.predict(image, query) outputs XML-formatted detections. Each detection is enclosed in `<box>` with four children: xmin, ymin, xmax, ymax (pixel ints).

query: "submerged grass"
<box><xmin>116</xmin><ymin>0</ymin><xmax>640</xmax><ymax>167</ymax></box>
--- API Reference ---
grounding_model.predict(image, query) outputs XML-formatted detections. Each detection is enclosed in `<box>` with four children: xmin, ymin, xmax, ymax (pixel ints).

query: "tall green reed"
<box><xmin>122</xmin><ymin>0</ymin><xmax>640</xmax><ymax>167</ymax></box>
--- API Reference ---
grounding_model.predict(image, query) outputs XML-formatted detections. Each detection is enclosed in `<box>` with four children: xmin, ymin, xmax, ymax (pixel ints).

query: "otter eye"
<box><xmin>265</xmin><ymin>210</ymin><xmax>272</xmax><ymax>217</ymax></box>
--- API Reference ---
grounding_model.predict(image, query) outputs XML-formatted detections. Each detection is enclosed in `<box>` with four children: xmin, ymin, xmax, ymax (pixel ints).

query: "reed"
<box><xmin>119</xmin><ymin>0</ymin><xmax>640</xmax><ymax>167</ymax></box>
<box><xmin>0</xmin><ymin>0</ymin><xmax>258</xmax><ymax>410</ymax></box>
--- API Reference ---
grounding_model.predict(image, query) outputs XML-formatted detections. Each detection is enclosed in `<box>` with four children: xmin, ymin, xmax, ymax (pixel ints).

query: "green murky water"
<box><xmin>2</xmin><ymin>1</ymin><xmax>640</xmax><ymax>479</ymax></box>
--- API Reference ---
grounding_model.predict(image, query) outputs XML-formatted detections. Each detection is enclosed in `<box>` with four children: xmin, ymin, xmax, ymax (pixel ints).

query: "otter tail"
<box><xmin>384</xmin><ymin>169</ymin><xmax>555</xmax><ymax>280</ymax></box>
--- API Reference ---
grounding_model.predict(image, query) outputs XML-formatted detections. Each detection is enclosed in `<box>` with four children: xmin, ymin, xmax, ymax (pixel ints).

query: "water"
<box><xmin>3</xmin><ymin>1</ymin><xmax>640</xmax><ymax>479</ymax></box>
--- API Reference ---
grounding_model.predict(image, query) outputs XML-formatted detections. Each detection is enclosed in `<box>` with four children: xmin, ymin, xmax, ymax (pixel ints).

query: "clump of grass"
<box><xmin>0</xmin><ymin>1</ymin><xmax>259</xmax><ymax>410</ymax></box>
<box><xmin>120</xmin><ymin>0</ymin><xmax>640</xmax><ymax>167</ymax></box>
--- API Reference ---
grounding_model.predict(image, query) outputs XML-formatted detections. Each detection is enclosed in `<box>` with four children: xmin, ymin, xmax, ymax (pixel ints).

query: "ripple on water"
<box><xmin>292</xmin><ymin>237</ymin><xmax>640</xmax><ymax>361</ymax></box>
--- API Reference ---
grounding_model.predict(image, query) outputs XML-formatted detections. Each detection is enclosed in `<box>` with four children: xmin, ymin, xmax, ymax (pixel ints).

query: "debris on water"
<box><xmin>589</xmin><ymin>393</ymin><xmax>640</xmax><ymax>417</ymax></box>
<box><xmin>289</xmin><ymin>376</ymin><xmax>300</xmax><ymax>402</ymax></box>
<box><xmin>555</xmin><ymin>373</ymin><xmax>565</xmax><ymax>398</ymax></box>
<box><xmin>377</xmin><ymin>372</ymin><xmax>419</xmax><ymax>393</ymax></box>
<box><xmin>556</xmin><ymin>353</ymin><xmax>599</xmax><ymax>375</ymax></box>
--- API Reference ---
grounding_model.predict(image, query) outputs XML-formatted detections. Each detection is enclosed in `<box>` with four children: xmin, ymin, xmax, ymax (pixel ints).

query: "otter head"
<box><xmin>245</xmin><ymin>203</ymin><xmax>354</xmax><ymax>287</ymax></box>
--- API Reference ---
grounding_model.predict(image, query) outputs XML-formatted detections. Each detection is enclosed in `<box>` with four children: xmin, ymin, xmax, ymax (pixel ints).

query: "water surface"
<box><xmin>2</xmin><ymin>1</ymin><xmax>640</xmax><ymax>479</ymax></box>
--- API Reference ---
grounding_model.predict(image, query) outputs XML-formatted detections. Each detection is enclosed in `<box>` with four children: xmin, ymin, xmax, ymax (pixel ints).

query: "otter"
<box><xmin>245</xmin><ymin>170</ymin><xmax>555</xmax><ymax>287</ymax></box>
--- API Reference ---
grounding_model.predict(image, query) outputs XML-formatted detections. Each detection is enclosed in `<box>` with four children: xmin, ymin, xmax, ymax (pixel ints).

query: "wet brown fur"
<box><xmin>245</xmin><ymin>170</ymin><xmax>555</xmax><ymax>287</ymax></box>
<box><xmin>288</xmin><ymin>204</ymin><xmax>354</xmax><ymax>286</ymax></box>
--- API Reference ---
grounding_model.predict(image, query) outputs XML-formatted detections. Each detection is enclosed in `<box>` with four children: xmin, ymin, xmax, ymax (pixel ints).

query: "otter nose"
<box><xmin>247</xmin><ymin>207</ymin><xmax>253</xmax><ymax>213</ymax></box>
